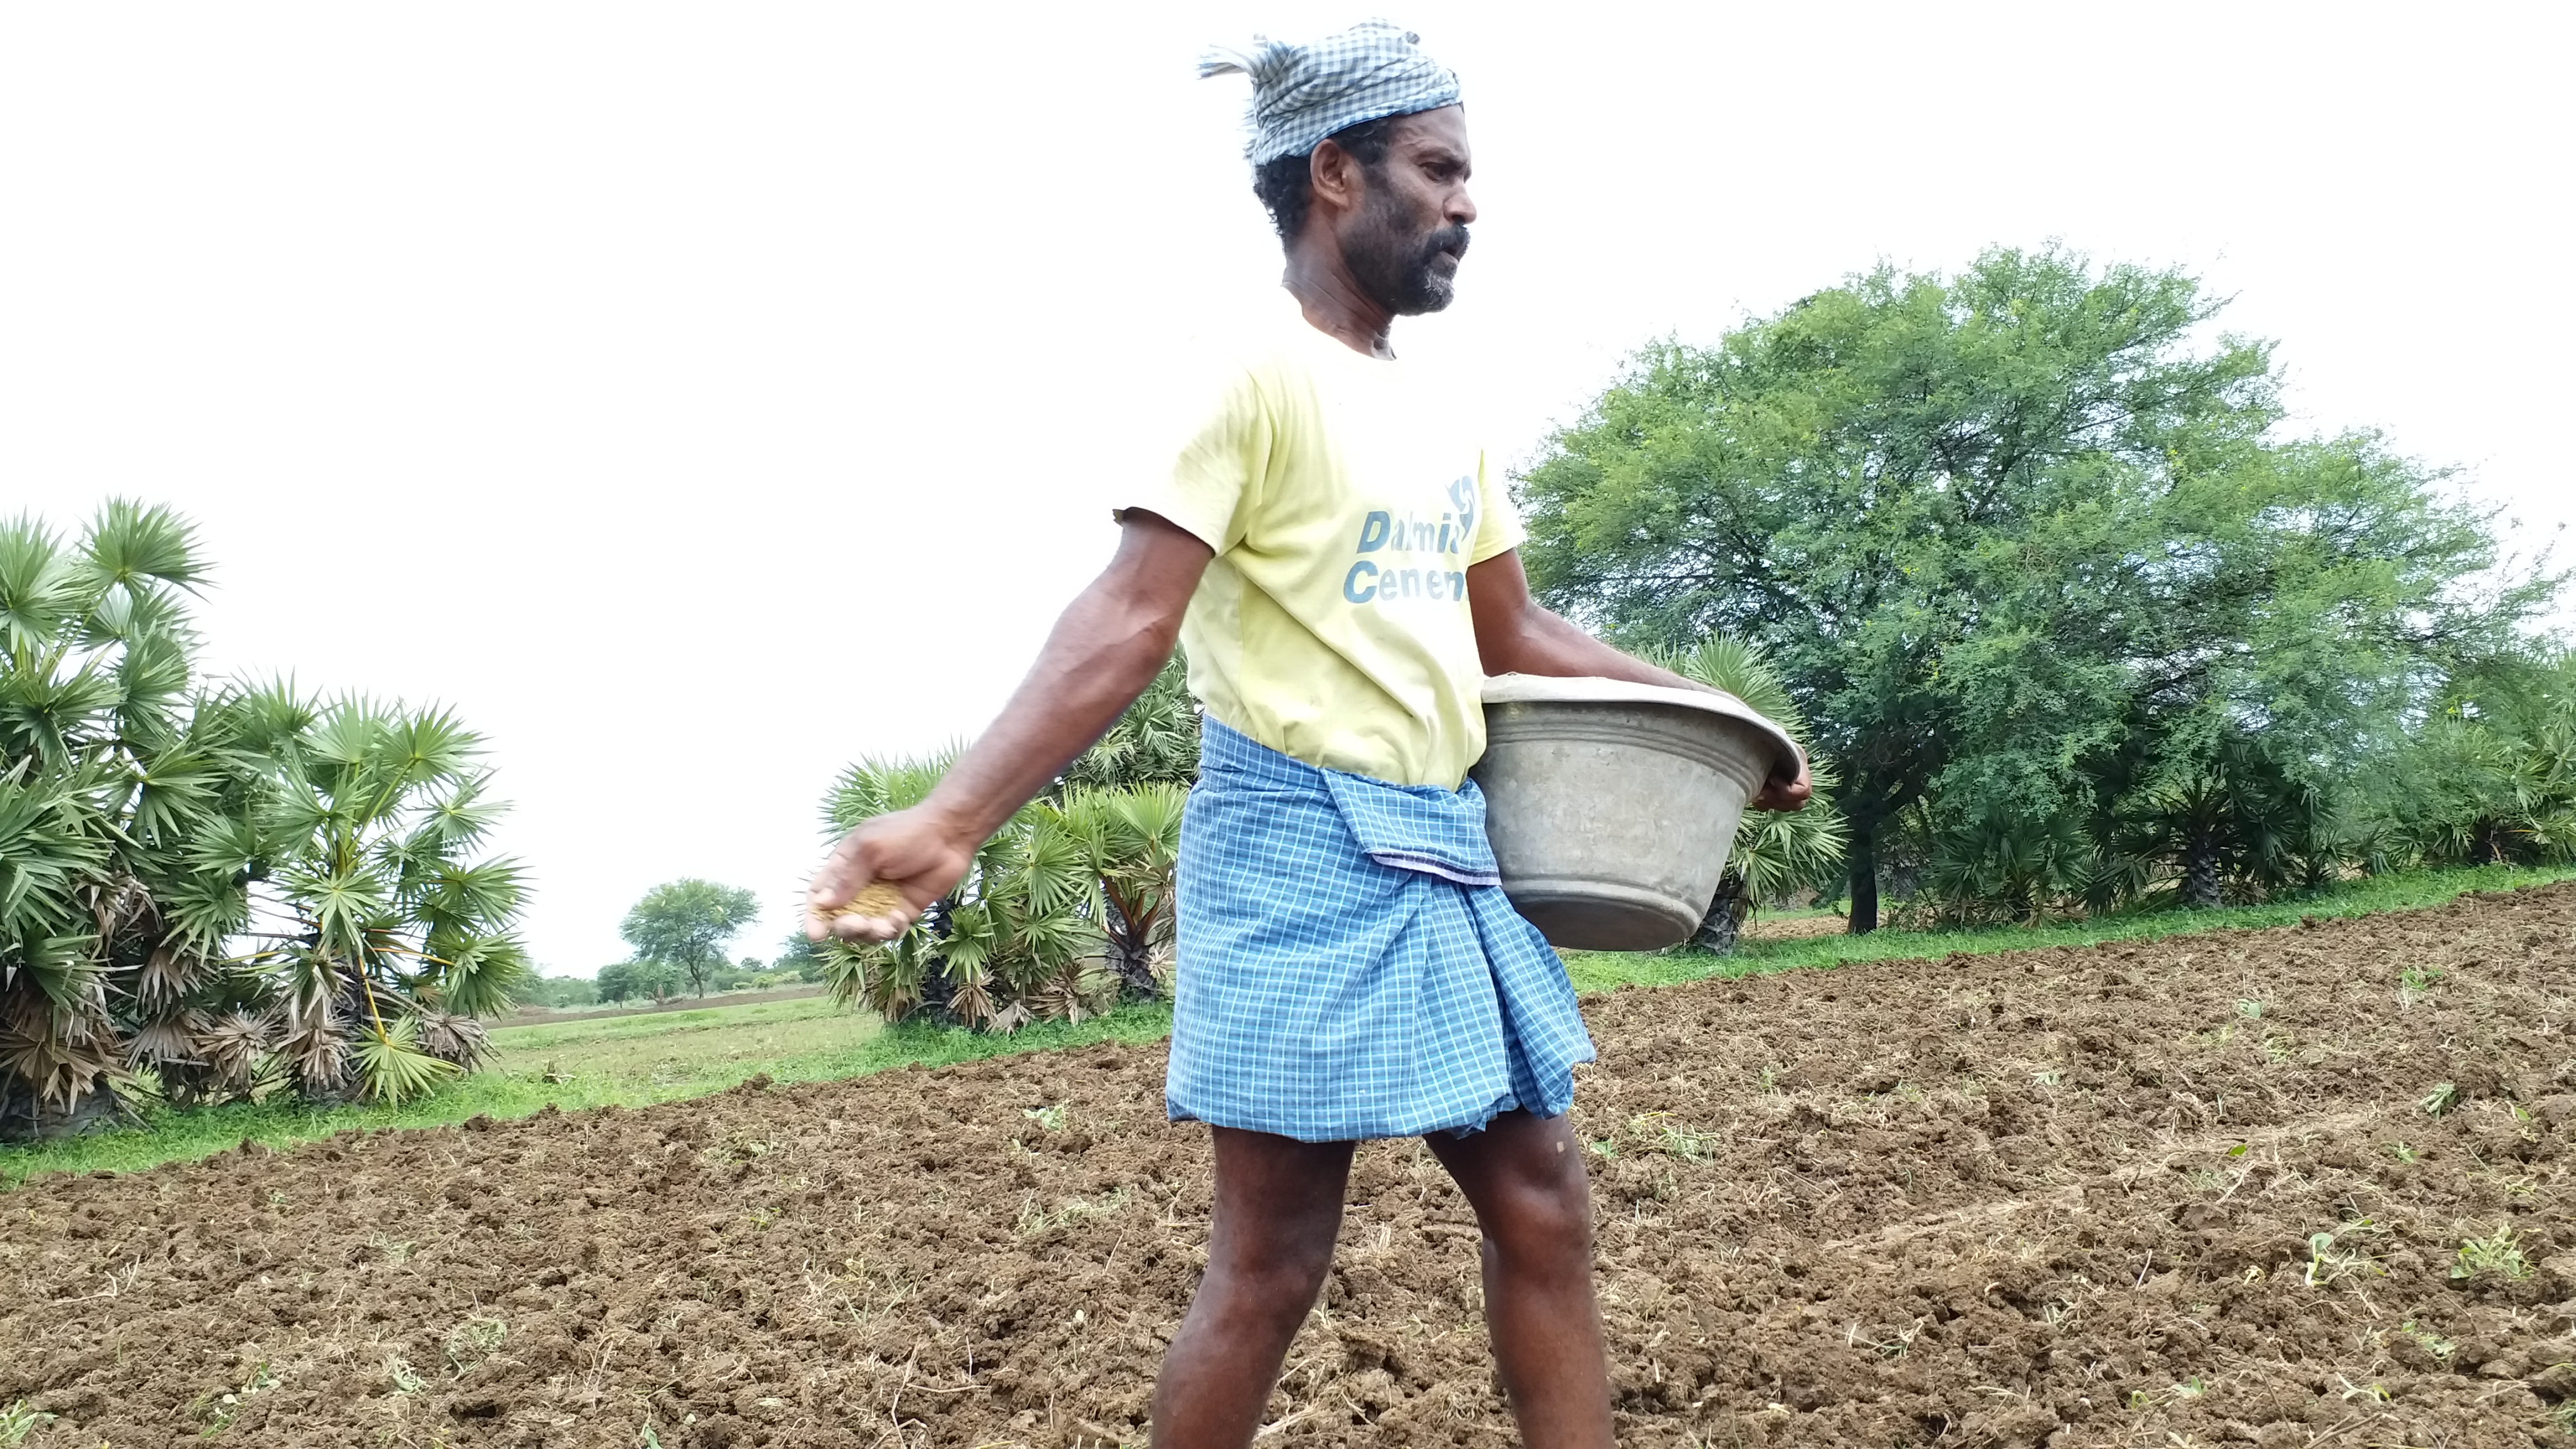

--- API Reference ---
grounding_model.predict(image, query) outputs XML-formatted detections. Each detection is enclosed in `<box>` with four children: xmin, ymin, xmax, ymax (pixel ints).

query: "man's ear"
<box><xmin>1308</xmin><ymin>138</ymin><xmax>1366</xmax><ymax>220</ymax></box>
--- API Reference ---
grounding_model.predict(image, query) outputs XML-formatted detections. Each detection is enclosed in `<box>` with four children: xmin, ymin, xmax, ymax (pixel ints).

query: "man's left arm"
<box><xmin>1466</xmin><ymin>549</ymin><xmax>1812</xmax><ymax>812</ymax></box>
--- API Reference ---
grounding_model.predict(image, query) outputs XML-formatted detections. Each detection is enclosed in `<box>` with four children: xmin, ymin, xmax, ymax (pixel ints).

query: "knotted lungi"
<box><xmin>1166</xmin><ymin>717</ymin><xmax>1595</xmax><ymax>1141</ymax></box>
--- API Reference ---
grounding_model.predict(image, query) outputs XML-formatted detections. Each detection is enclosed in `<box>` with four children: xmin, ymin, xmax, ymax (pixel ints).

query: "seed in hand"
<box><xmin>836</xmin><ymin>882</ymin><xmax>905</xmax><ymax>920</ymax></box>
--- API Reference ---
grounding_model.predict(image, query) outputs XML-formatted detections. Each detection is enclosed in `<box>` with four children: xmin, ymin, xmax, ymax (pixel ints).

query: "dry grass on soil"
<box><xmin>5</xmin><ymin>884</ymin><xmax>2574</xmax><ymax>1448</ymax></box>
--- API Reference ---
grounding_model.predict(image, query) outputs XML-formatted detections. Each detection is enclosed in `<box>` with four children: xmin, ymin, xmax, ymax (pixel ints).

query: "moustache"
<box><xmin>1420</xmin><ymin>224</ymin><xmax>1471</xmax><ymax>262</ymax></box>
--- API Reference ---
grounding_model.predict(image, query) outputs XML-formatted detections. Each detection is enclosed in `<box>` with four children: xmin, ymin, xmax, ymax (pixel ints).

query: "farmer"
<box><xmin>807</xmin><ymin>22</ymin><xmax>1809</xmax><ymax>1448</ymax></box>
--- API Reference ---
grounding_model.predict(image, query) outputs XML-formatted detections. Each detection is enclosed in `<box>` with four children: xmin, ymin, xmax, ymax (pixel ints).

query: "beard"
<box><xmin>1345</xmin><ymin>186</ymin><xmax>1470</xmax><ymax>316</ymax></box>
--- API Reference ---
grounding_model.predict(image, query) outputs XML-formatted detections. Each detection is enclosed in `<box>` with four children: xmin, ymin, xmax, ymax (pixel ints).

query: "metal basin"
<box><xmin>1470</xmin><ymin>674</ymin><xmax>1801</xmax><ymax>951</ymax></box>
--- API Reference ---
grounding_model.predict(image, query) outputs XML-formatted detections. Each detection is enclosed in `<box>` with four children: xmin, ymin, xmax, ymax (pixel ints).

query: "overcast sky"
<box><xmin>6</xmin><ymin>3</ymin><xmax>2567</xmax><ymax>974</ymax></box>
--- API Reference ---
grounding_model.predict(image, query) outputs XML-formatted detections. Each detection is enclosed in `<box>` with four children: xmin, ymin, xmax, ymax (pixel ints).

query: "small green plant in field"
<box><xmin>2421</xmin><ymin>1082</ymin><xmax>2460</xmax><ymax>1117</ymax></box>
<box><xmin>2450</xmin><ymin>1227</ymin><xmax>2530</xmax><ymax>1282</ymax></box>
<box><xmin>2236</xmin><ymin>998</ymin><xmax>2264</xmax><ymax>1020</ymax></box>
<box><xmin>195</xmin><ymin>1363</ymin><xmax>277</xmax><ymax>1436</ymax></box>
<box><xmin>2129</xmin><ymin>1377</ymin><xmax>2212</xmax><ymax>1409</ymax></box>
<box><xmin>639</xmin><ymin>1427</ymin><xmax>664</xmax><ymax>1449</ymax></box>
<box><xmin>1022</xmin><ymin>1102</ymin><xmax>1069</xmax><ymax>1133</ymax></box>
<box><xmin>2399</xmin><ymin>964</ymin><xmax>2443</xmax><ymax>1005</ymax></box>
<box><xmin>442</xmin><ymin>1316</ymin><xmax>507</xmax><ymax>1376</ymax></box>
<box><xmin>1016</xmin><ymin>1186</ymin><xmax>1130</xmax><ymax>1236</ymax></box>
<box><xmin>2388</xmin><ymin>1141</ymin><xmax>2419</xmax><ymax>1163</ymax></box>
<box><xmin>1585</xmin><ymin>1137</ymin><xmax>1620</xmax><ymax>1159</ymax></box>
<box><xmin>2031</xmin><ymin>1068</ymin><xmax>2063</xmax><ymax>1086</ymax></box>
<box><xmin>1630</xmin><ymin>1112</ymin><xmax>1717</xmax><ymax>1159</ymax></box>
<box><xmin>384</xmin><ymin>1356</ymin><xmax>426</xmax><ymax>1394</ymax></box>
<box><xmin>1845</xmin><ymin>1317</ymin><xmax>1928</xmax><ymax>1358</ymax></box>
<box><xmin>2398</xmin><ymin>1319</ymin><xmax>2455</xmax><ymax>1360</ymax></box>
<box><xmin>2304</xmin><ymin>1221</ymin><xmax>2384</xmax><ymax>1287</ymax></box>
<box><xmin>0</xmin><ymin>1400</ymin><xmax>54</xmax><ymax>1447</ymax></box>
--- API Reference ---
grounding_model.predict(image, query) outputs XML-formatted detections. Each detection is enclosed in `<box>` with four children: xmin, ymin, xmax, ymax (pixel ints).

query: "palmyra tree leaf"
<box><xmin>0</xmin><ymin>515</ymin><xmax>80</xmax><ymax>659</ymax></box>
<box><xmin>78</xmin><ymin>499</ymin><xmax>208</xmax><ymax>595</ymax></box>
<box><xmin>351</xmin><ymin>1016</ymin><xmax>458</xmax><ymax>1103</ymax></box>
<box><xmin>825</xmin><ymin>744</ymin><xmax>962</xmax><ymax>831</ymax></box>
<box><xmin>429</xmin><ymin>932</ymin><xmax>533</xmax><ymax>1019</ymax></box>
<box><xmin>410</xmin><ymin>1008</ymin><xmax>491</xmax><ymax>1069</ymax></box>
<box><xmin>216</xmin><ymin>678</ymin><xmax>318</xmax><ymax>759</ymax></box>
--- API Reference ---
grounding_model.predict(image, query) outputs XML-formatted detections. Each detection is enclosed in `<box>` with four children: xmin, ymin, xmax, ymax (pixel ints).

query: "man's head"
<box><xmin>1202</xmin><ymin>22</ymin><xmax>1475</xmax><ymax>316</ymax></box>
<box><xmin>1254</xmin><ymin>107</ymin><xmax>1474</xmax><ymax>315</ymax></box>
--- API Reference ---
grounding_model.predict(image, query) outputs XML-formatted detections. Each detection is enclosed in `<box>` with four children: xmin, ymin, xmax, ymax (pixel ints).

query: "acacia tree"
<box><xmin>1520</xmin><ymin>247</ymin><xmax>2551</xmax><ymax>929</ymax></box>
<box><xmin>619</xmin><ymin>879</ymin><xmax>759</xmax><ymax>998</ymax></box>
<box><xmin>596</xmin><ymin>957</ymin><xmax>681</xmax><ymax>1005</ymax></box>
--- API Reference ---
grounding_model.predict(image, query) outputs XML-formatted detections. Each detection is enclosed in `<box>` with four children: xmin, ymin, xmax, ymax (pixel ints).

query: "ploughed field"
<box><xmin>7</xmin><ymin>887</ymin><xmax>2575</xmax><ymax>1448</ymax></box>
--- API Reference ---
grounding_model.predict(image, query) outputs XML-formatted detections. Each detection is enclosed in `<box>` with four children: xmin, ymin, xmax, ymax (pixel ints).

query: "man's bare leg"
<box><xmin>1150</xmin><ymin>1128</ymin><xmax>1356</xmax><ymax>1446</ymax></box>
<box><xmin>1424</xmin><ymin>1109</ymin><xmax>1615</xmax><ymax>1449</ymax></box>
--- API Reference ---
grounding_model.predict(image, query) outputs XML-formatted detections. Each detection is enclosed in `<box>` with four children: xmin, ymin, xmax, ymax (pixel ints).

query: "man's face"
<box><xmin>1338</xmin><ymin>106</ymin><xmax>1477</xmax><ymax>316</ymax></box>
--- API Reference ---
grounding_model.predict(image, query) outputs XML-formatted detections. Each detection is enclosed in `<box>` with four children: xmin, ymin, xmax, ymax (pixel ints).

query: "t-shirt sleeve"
<box><xmin>1116</xmin><ymin>368</ymin><xmax>1269</xmax><ymax>553</ymax></box>
<box><xmin>1466</xmin><ymin>449</ymin><xmax>1526</xmax><ymax>565</ymax></box>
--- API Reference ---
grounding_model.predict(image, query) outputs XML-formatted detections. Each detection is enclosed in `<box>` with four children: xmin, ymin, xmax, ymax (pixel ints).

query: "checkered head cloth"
<box><xmin>1199</xmin><ymin>19</ymin><xmax>1461</xmax><ymax>164</ymax></box>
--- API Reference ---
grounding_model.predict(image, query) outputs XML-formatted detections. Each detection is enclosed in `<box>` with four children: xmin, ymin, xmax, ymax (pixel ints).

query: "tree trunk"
<box><xmin>2182</xmin><ymin>824</ymin><xmax>2222</xmax><ymax>908</ymax></box>
<box><xmin>1848</xmin><ymin>828</ymin><xmax>1879</xmax><ymax>935</ymax></box>
<box><xmin>1100</xmin><ymin>897</ymin><xmax>1162</xmax><ymax>1002</ymax></box>
<box><xmin>0</xmin><ymin>1078</ymin><xmax>125</xmax><ymax>1142</ymax></box>
<box><xmin>1693</xmin><ymin>875</ymin><xmax>1747</xmax><ymax>954</ymax></box>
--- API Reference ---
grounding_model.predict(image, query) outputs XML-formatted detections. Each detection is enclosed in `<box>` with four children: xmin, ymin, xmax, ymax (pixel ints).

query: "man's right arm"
<box><xmin>806</xmin><ymin>510</ymin><xmax>1214</xmax><ymax>941</ymax></box>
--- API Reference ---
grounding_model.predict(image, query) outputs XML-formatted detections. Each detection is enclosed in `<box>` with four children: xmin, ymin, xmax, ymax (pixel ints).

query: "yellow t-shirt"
<box><xmin>1125</xmin><ymin>292</ymin><xmax>1523</xmax><ymax>789</ymax></box>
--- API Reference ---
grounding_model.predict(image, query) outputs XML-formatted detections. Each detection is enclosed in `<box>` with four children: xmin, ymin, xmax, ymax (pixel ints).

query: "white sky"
<box><xmin>6</xmin><ymin>3</ymin><xmax>2568</xmax><ymax>974</ymax></box>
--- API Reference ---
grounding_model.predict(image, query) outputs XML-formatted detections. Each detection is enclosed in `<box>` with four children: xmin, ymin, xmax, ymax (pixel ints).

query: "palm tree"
<box><xmin>1</xmin><ymin>503</ymin><xmax>534</xmax><ymax>1137</ymax></box>
<box><xmin>0</xmin><ymin>503</ymin><xmax>262</xmax><ymax>1136</ymax></box>
<box><xmin>1058</xmin><ymin>785</ymin><xmax>1186</xmax><ymax>998</ymax></box>
<box><xmin>224</xmin><ymin>691</ymin><xmax>533</xmax><ymax>1102</ymax></box>
<box><xmin>818</xmin><ymin>744</ymin><xmax>1188</xmax><ymax>1030</ymax></box>
<box><xmin>1645</xmin><ymin>638</ymin><xmax>1848</xmax><ymax>952</ymax></box>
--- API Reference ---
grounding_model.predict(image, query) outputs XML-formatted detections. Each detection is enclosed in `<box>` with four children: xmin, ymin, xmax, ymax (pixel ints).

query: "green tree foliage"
<box><xmin>1</xmin><ymin>501</ymin><xmax>532</xmax><ymax>1137</ymax></box>
<box><xmin>595</xmin><ymin>958</ymin><xmax>681</xmax><ymax>1005</ymax></box>
<box><xmin>619</xmin><ymin>879</ymin><xmax>759</xmax><ymax>999</ymax></box>
<box><xmin>519</xmin><ymin>974</ymin><xmax>598</xmax><ymax>1010</ymax></box>
<box><xmin>1644</xmin><ymin>638</ymin><xmax>1847</xmax><ymax>953</ymax></box>
<box><xmin>1520</xmin><ymin>247</ymin><xmax>2555</xmax><ymax>929</ymax></box>
<box><xmin>771</xmin><ymin>928</ymin><xmax>829</xmax><ymax>983</ymax></box>
<box><xmin>2369</xmin><ymin>651</ymin><xmax>2576</xmax><ymax>868</ymax></box>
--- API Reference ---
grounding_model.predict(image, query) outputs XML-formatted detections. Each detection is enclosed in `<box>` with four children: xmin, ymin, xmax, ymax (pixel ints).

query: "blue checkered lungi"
<box><xmin>1165</xmin><ymin>717</ymin><xmax>1597</xmax><ymax>1142</ymax></box>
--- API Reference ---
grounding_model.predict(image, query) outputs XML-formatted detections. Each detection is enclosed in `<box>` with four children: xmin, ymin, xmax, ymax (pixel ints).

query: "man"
<box><xmin>807</xmin><ymin>22</ymin><xmax>1808</xmax><ymax>1448</ymax></box>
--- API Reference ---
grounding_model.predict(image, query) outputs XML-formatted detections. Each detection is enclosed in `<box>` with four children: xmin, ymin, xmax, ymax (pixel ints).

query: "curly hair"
<box><xmin>1249</xmin><ymin>114</ymin><xmax>1398</xmax><ymax>245</ymax></box>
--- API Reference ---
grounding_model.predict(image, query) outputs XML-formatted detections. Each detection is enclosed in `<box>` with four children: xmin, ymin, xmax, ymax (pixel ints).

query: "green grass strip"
<box><xmin>1560</xmin><ymin>860</ymin><xmax>2576</xmax><ymax>994</ymax></box>
<box><xmin>6</xmin><ymin>861</ymin><xmax>2567</xmax><ymax>1188</ymax></box>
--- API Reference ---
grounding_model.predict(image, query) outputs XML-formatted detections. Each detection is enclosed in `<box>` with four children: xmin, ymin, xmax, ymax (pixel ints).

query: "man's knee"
<box><xmin>1208</xmin><ymin>1232</ymin><xmax>1337</xmax><ymax>1325</ymax></box>
<box><xmin>1483</xmin><ymin>1149</ymin><xmax>1594</xmax><ymax>1261</ymax></box>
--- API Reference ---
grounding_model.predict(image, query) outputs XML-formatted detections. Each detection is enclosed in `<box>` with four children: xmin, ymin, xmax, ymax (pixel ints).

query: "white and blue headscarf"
<box><xmin>1200</xmin><ymin>19</ymin><xmax>1461</xmax><ymax>164</ymax></box>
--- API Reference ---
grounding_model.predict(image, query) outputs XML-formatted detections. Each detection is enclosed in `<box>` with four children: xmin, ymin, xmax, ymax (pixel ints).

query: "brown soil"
<box><xmin>7</xmin><ymin>885</ymin><xmax>2574</xmax><ymax>1448</ymax></box>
